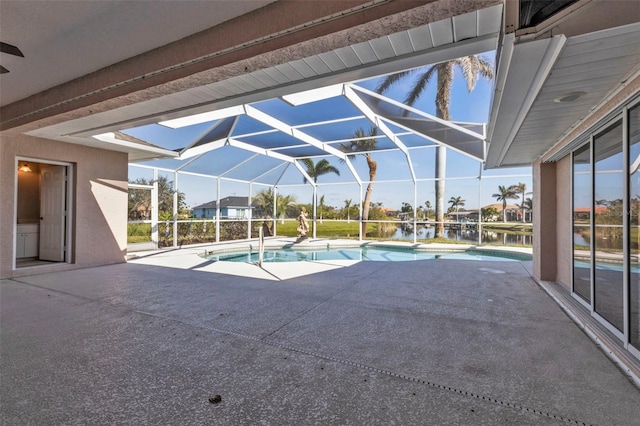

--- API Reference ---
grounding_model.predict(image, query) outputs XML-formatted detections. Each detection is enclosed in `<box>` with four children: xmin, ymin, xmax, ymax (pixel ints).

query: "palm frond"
<box><xmin>404</xmin><ymin>65</ymin><xmax>437</xmax><ymax>107</ymax></box>
<box><xmin>458</xmin><ymin>56</ymin><xmax>478</xmax><ymax>92</ymax></box>
<box><xmin>457</xmin><ymin>55</ymin><xmax>494</xmax><ymax>92</ymax></box>
<box><xmin>340</xmin><ymin>127</ymin><xmax>379</xmax><ymax>158</ymax></box>
<box><xmin>435</xmin><ymin>62</ymin><xmax>453</xmax><ymax>120</ymax></box>
<box><xmin>375</xmin><ymin>70</ymin><xmax>413</xmax><ymax>94</ymax></box>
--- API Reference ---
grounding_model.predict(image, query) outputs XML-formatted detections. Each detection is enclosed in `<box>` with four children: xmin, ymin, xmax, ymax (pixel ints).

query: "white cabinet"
<box><xmin>16</xmin><ymin>224</ymin><xmax>39</xmax><ymax>258</ymax></box>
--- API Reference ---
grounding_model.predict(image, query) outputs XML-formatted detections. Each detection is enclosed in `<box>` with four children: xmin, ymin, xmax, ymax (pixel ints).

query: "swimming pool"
<box><xmin>204</xmin><ymin>246</ymin><xmax>529</xmax><ymax>263</ymax></box>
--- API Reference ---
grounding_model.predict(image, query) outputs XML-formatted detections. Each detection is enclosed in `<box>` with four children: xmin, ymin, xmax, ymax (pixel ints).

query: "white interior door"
<box><xmin>39</xmin><ymin>165</ymin><xmax>66</xmax><ymax>261</ymax></box>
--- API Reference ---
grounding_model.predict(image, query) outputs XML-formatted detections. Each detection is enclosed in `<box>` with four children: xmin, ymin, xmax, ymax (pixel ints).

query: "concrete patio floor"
<box><xmin>2</xmin><ymin>245</ymin><xmax>640</xmax><ymax>424</ymax></box>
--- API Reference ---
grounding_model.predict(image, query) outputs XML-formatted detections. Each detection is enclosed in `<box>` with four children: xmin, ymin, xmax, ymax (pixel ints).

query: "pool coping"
<box><xmin>197</xmin><ymin>238</ymin><xmax>533</xmax><ymax>262</ymax></box>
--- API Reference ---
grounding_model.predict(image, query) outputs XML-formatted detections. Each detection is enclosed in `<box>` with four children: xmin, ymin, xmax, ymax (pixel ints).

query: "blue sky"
<box><xmin>127</xmin><ymin>51</ymin><xmax>532</xmax><ymax>212</ymax></box>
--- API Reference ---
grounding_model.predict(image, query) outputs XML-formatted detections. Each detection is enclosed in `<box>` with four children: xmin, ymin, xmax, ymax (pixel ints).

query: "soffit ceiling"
<box><xmin>0</xmin><ymin>0</ymin><xmax>276</xmax><ymax>106</ymax></box>
<box><xmin>486</xmin><ymin>0</ymin><xmax>640</xmax><ymax>168</ymax></box>
<box><xmin>21</xmin><ymin>4</ymin><xmax>503</xmax><ymax>163</ymax></box>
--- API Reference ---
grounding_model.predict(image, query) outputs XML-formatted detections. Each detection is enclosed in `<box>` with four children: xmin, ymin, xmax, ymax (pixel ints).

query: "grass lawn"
<box><xmin>128</xmin><ymin>220</ymin><xmax>535</xmax><ymax>246</ymax></box>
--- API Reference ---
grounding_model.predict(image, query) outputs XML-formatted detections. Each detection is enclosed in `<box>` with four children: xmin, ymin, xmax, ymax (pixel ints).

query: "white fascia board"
<box><xmin>228</xmin><ymin>138</ymin><xmax>294</xmax><ymax>163</ymax></box>
<box><xmin>485</xmin><ymin>35</ymin><xmax>567</xmax><ymax>168</ymax></box>
<box><xmin>158</xmin><ymin>105</ymin><xmax>245</xmax><ymax>128</ymax></box>
<box><xmin>178</xmin><ymin>139</ymin><xmax>228</xmax><ymax>159</ymax></box>
<box><xmin>244</xmin><ymin>104</ymin><xmax>347</xmax><ymax>160</ymax></box>
<box><xmin>486</xmin><ymin>33</ymin><xmax>515</xmax><ymax>143</ymax></box>
<box><xmin>281</xmin><ymin>84</ymin><xmax>344</xmax><ymax>106</ymax></box>
<box><xmin>92</xmin><ymin>132</ymin><xmax>179</xmax><ymax>157</ymax></box>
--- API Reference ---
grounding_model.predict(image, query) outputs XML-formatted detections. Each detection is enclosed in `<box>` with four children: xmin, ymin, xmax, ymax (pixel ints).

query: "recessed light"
<box><xmin>554</xmin><ymin>91</ymin><xmax>586</xmax><ymax>103</ymax></box>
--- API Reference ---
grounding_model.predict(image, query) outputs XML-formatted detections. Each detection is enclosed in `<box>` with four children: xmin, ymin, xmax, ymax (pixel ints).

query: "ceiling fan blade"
<box><xmin>0</xmin><ymin>65</ymin><xmax>9</xmax><ymax>74</ymax></box>
<box><xmin>0</xmin><ymin>42</ymin><xmax>24</xmax><ymax>57</ymax></box>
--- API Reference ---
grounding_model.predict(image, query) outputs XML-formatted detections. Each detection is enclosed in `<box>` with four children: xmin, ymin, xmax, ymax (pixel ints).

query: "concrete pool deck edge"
<box><xmin>128</xmin><ymin>238</ymin><xmax>534</xmax><ymax>260</ymax></box>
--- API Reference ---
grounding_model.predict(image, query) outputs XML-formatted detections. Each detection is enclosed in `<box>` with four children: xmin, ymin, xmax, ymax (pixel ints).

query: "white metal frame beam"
<box><xmin>343</xmin><ymin>85</ymin><xmax>417</xmax><ymax>182</ymax></box>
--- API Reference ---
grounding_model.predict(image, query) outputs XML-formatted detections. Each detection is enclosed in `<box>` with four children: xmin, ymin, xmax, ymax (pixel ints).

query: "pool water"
<box><xmin>205</xmin><ymin>246</ymin><xmax>525</xmax><ymax>263</ymax></box>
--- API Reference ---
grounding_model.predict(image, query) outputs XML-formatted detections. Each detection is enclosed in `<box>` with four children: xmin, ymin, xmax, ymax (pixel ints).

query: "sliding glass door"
<box><xmin>593</xmin><ymin>122</ymin><xmax>624</xmax><ymax>331</ymax></box>
<box><xmin>570</xmin><ymin>99</ymin><xmax>640</xmax><ymax>357</ymax></box>
<box><xmin>573</xmin><ymin>144</ymin><xmax>592</xmax><ymax>302</ymax></box>
<box><xmin>630</xmin><ymin>104</ymin><xmax>640</xmax><ymax>352</ymax></box>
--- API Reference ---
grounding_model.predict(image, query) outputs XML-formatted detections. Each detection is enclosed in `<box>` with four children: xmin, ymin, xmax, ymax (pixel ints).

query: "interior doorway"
<box><xmin>15</xmin><ymin>158</ymin><xmax>73</xmax><ymax>269</ymax></box>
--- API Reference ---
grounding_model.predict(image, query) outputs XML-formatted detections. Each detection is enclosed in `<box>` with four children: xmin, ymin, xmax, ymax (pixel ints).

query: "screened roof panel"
<box><xmin>380</xmin><ymin>120</ymin><xmax>410</xmax><ymax>134</ymax></box>
<box><xmin>297</xmin><ymin>156</ymin><xmax>351</xmax><ymax>184</ymax></box>
<box><xmin>301</xmin><ymin>117</ymin><xmax>374</xmax><ymax>142</ymax></box>
<box><xmin>135</xmin><ymin>157</ymin><xmax>188</xmax><ymax>171</ymax></box>
<box><xmin>249</xmin><ymin>163</ymin><xmax>290</xmax><ymax>185</ymax></box>
<box><xmin>399</xmin><ymin>133</ymin><xmax>437</xmax><ymax>148</ymax></box>
<box><xmin>251</xmin><ymin>96</ymin><xmax>362</xmax><ymax>126</ymax></box>
<box><xmin>223</xmin><ymin>155</ymin><xmax>288</xmax><ymax>181</ymax></box>
<box><xmin>231</xmin><ymin>115</ymin><xmax>275</xmax><ymax>136</ymax></box>
<box><xmin>187</xmin><ymin>116</ymin><xmax>236</xmax><ymax>149</ymax></box>
<box><xmin>274</xmin><ymin>164</ymin><xmax>310</xmax><ymax>186</ymax></box>
<box><xmin>327</xmin><ymin>136</ymin><xmax>397</xmax><ymax>152</ymax></box>
<box><xmin>408</xmin><ymin>147</ymin><xmax>437</xmax><ymax>179</ymax></box>
<box><xmin>393</xmin><ymin>116</ymin><xmax>484</xmax><ymax>158</ymax></box>
<box><xmin>237</xmin><ymin>130</ymin><xmax>306</xmax><ymax>150</ymax></box>
<box><xmin>180</xmin><ymin>146</ymin><xmax>257</xmax><ymax>176</ymax></box>
<box><xmin>365</xmin><ymin>150</ymin><xmax>413</xmax><ymax>181</ymax></box>
<box><xmin>125</xmin><ymin>77</ymin><xmax>488</xmax><ymax>185</ymax></box>
<box><xmin>355</xmin><ymin>90</ymin><xmax>485</xmax><ymax>159</ymax></box>
<box><xmin>123</xmin><ymin>122</ymin><xmax>215</xmax><ymax>151</ymax></box>
<box><xmin>275</xmin><ymin>145</ymin><xmax>328</xmax><ymax>158</ymax></box>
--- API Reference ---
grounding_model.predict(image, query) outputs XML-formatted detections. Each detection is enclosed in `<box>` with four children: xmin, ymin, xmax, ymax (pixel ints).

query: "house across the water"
<box><xmin>192</xmin><ymin>196</ymin><xmax>258</xmax><ymax>219</ymax></box>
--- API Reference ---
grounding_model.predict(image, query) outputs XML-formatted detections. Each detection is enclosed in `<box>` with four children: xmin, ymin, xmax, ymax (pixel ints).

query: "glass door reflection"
<box><xmin>573</xmin><ymin>144</ymin><xmax>592</xmax><ymax>302</ymax></box>
<box><xmin>629</xmin><ymin>104</ymin><xmax>640</xmax><ymax>350</ymax></box>
<box><xmin>593</xmin><ymin>121</ymin><xmax>624</xmax><ymax>331</ymax></box>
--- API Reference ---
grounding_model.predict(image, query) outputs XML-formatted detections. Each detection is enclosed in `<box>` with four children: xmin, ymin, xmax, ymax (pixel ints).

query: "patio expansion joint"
<box><xmin>130</xmin><ymin>309</ymin><xmax>593</xmax><ymax>425</ymax></box>
<box><xmin>120</xmin><ymin>290</ymin><xmax>590</xmax><ymax>424</ymax></box>
<box><xmin>6</xmin><ymin>277</ymin><xmax>592</xmax><ymax>425</ymax></box>
<box><xmin>258</xmin><ymin>270</ymin><xmax>379</xmax><ymax>339</ymax></box>
<box><xmin>6</xmin><ymin>278</ymin><xmax>106</xmax><ymax>306</ymax></box>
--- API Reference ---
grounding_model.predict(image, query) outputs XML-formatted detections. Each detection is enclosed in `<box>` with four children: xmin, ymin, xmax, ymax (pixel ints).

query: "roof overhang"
<box><xmin>13</xmin><ymin>2</ymin><xmax>502</xmax><ymax>166</ymax></box>
<box><xmin>486</xmin><ymin>0</ymin><xmax>640</xmax><ymax>168</ymax></box>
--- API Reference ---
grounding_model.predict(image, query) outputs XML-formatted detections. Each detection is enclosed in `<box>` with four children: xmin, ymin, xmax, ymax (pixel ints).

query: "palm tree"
<box><xmin>514</xmin><ymin>182</ymin><xmax>531</xmax><ymax>223</ymax></box>
<box><xmin>300</xmin><ymin>158</ymin><xmax>340</xmax><ymax>183</ymax></box>
<box><xmin>523</xmin><ymin>197</ymin><xmax>533</xmax><ymax>222</ymax></box>
<box><xmin>448</xmin><ymin>196</ymin><xmax>465</xmax><ymax>222</ymax></box>
<box><xmin>340</xmin><ymin>126</ymin><xmax>379</xmax><ymax>236</ymax></box>
<box><xmin>253</xmin><ymin>188</ymin><xmax>297</xmax><ymax>220</ymax></box>
<box><xmin>492</xmin><ymin>185</ymin><xmax>519</xmax><ymax>223</ymax></box>
<box><xmin>300</xmin><ymin>158</ymin><xmax>340</xmax><ymax>226</ymax></box>
<box><xmin>319</xmin><ymin>194</ymin><xmax>325</xmax><ymax>223</ymax></box>
<box><xmin>425</xmin><ymin>200</ymin><xmax>432</xmax><ymax>220</ymax></box>
<box><xmin>344</xmin><ymin>199</ymin><xmax>352</xmax><ymax>222</ymax></box>
<box><xmin>377</xmin><ymin>56</ymin><xmax>493</xmax><ymax>238</ymax></box>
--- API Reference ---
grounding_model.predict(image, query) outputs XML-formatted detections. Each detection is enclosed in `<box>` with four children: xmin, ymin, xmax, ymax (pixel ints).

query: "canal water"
<box><xmin>373</xmin><ymin>224</ymin><xmax>533</xmax><ymax>245</ymax></box>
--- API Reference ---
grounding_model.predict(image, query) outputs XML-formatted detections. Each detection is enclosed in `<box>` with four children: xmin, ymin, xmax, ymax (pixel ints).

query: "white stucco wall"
<box><xmin>0</xmin><ymin>134</ymin><xmax>128</xmax><ymax>278</ymax></box>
